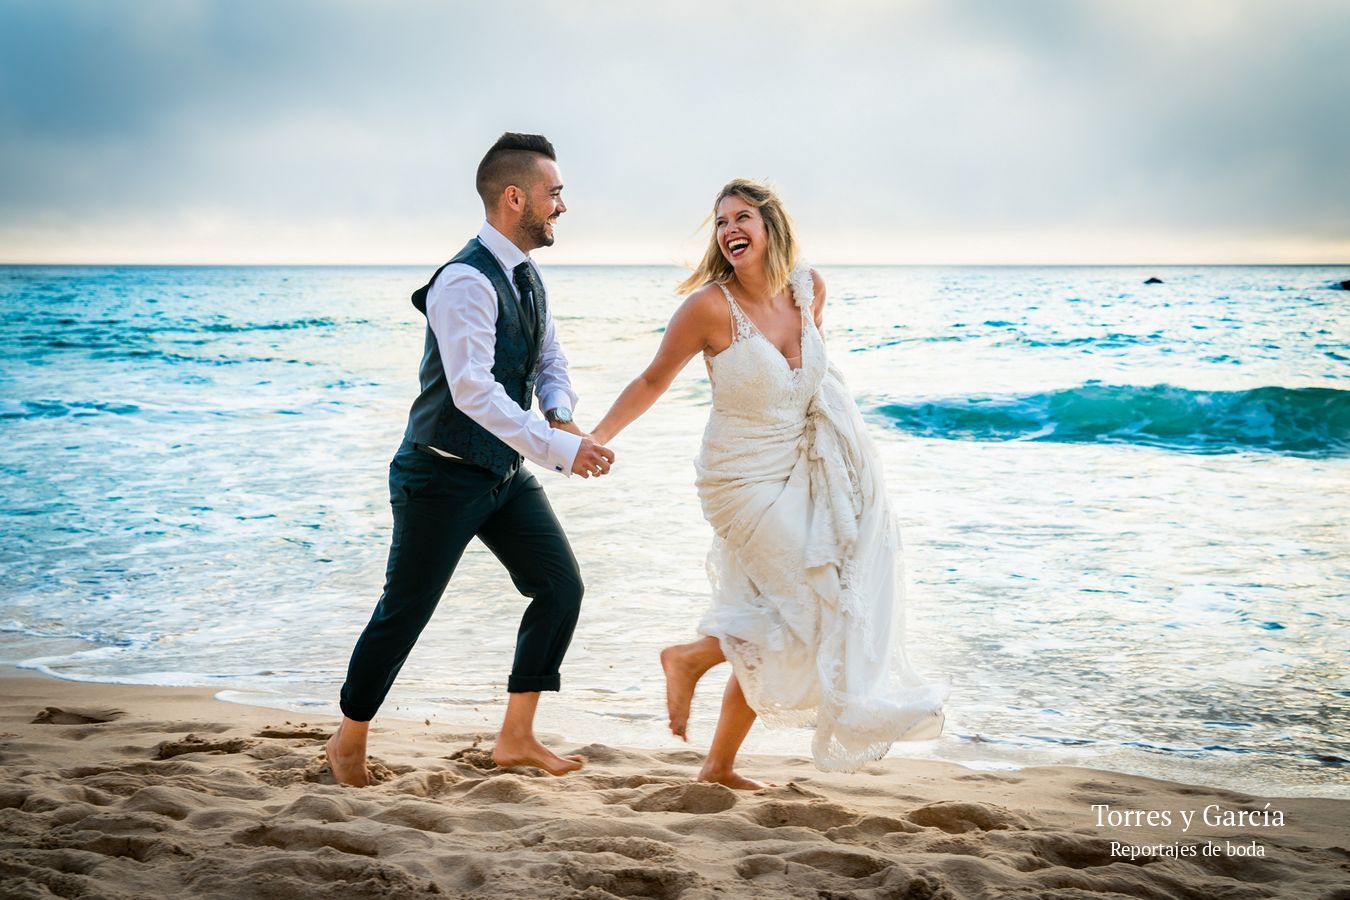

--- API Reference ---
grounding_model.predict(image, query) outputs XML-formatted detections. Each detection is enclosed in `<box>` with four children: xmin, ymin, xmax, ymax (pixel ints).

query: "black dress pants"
<box><xmin>338</xmin><ymin>440</ymin><xmax>583</xmax><ymax>722</ymax></box>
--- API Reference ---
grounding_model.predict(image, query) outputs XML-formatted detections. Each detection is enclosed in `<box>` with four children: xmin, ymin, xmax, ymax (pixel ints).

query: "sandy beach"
<box><xmin>0</xmin><ymin>671</ymin><xmax>1345</xmax><ymax>899</ymax></box>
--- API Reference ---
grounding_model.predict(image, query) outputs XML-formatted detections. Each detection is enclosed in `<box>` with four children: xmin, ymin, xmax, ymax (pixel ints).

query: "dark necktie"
<box><xmin>512</xmin><ymin>261</ymin><xmax>541</xmax><ymax>335</ymax></box>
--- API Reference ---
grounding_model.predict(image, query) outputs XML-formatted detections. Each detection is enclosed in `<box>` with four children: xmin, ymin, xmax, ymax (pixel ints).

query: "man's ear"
<box><xmin>503</xmin><ymin>185</ymin><xmax>524</xmax><ymax>211</ymax></box>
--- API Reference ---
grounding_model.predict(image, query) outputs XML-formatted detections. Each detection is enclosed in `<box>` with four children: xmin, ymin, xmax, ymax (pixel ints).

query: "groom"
<box><xmin>326</xmin><ymin>133</ymin><xmax>615</xmax><ymax>786</ymax></box>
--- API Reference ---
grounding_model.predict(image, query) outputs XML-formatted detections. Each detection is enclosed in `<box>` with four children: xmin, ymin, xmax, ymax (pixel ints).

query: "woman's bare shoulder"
<box><xmin>679</xmin><ymin>282</ymin><xmax>729</xmax><ymax>322</ymax></box>
<box><xmin>808</xmin><ymin>267</ymin><xmax>826</xmax><ymax>295</ymax></box>
<box><xmin>687</xmin><ymin>281</ymin><xmax>726</xmax><ymax>304</ymax></box>
<box><xmin>678</xmin><ymin>283</ymin><xmax>734</xmax><ymax>354</ymax></box>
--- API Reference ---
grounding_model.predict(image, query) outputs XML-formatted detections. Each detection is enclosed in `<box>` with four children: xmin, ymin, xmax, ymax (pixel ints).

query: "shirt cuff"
<box><xmin>546</xmin><ymin>428</ymin><xmax>584</xmax><ymax>476</ymax></box>
<box><xmin>541</xmin><ymin>390</ymin><xmax>574</xmax><ymax>416</ymax></box>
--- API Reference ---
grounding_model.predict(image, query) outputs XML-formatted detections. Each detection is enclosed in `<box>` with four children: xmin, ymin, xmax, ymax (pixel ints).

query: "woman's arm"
<box><xmin>590</xmin><ymin>286</ymin><xmax>722</xmax><ymax>445</ymax></box>
<box><xmin>810</xmin><ymin>268</ymin><xmax>827</xmax><ymax>332</ymax></box>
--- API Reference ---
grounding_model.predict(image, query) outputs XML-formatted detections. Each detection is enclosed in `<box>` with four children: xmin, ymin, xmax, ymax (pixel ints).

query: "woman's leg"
<box><xmin>698</xmin><ymin>674</ymin><xmax>767</xmax><ymax>790</ymax></box>
<box><xmin>660</xmin><ymin>635</ymin><xmax>725</xmax><ymax>739</ymax></box>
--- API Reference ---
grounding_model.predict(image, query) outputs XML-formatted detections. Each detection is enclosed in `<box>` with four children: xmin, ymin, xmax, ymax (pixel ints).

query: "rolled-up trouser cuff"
<box><xmin>508</xmin><ymin>673</ymin><xmax>561</xmax><ymax>693</ymax></box>
<box><xmin>338</xmin><ymin>700</ymin><xmax>375</xmax><ymax>723</ymax></box>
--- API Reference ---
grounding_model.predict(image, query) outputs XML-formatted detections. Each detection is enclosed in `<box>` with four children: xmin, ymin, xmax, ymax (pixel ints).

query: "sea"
<box><xmin>1</xmin><ymin>264</ymin><xmax>1346</xmax><ymax>799</ymax></box>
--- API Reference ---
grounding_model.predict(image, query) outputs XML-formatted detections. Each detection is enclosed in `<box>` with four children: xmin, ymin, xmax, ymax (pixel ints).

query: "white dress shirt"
<box><xmin>424</xmin><ymin>222</ymin><xmax>582</xmax><ymax>475</ymax></box>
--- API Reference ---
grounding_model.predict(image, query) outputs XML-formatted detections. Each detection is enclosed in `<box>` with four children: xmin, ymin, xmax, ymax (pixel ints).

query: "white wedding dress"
<box><xmin>694</xmin><ymin>265</ymin><xmax>948</xmax><ymax>772</ymax></box>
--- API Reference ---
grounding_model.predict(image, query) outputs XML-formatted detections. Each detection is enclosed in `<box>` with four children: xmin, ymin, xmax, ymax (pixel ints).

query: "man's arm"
<box><xmin>534</xmin><ymin>304</ymin><xmax>578</xmax><ymax>426</ymax></box>
<box><xmin>426</xmin><ymin>266</ymin><xmax>583</xmax><ymax>475</ymax></box>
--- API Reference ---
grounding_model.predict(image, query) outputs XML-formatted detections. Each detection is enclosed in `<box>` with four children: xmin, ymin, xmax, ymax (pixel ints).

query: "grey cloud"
<box><xmin>1</xmin><ymin>0</ymin><xmax>1346</xmax><ymax>261</ymax></box>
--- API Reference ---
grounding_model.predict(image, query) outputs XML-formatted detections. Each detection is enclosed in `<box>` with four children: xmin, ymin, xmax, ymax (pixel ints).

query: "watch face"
<box><xmin>550</xmin><ymin>408</ymin><xmax>573</xmax><ymax>423</ymax></box>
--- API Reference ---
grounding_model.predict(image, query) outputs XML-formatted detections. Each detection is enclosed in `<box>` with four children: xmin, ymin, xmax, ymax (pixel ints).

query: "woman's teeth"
<box><xmin>728</xmin><ymin>238</ymin><xmax>749</xmax><ymax>256</ymax></box>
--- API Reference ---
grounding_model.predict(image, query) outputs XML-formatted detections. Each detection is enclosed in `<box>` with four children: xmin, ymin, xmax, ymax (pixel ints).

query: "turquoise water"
<box><xmin>1</xmin><ymin>264</ymin><xmax>1346</xmax><ymax>797</ymax></box>
<box><xmin>878</xmin><ymin>384</ymin><xmax>1347</xmax><ymax>455</ymax></box>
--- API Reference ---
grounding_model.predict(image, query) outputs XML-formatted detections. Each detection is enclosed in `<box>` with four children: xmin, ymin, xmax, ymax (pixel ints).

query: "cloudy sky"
<box><xmin>1</xmin><ymin>0</ymin><xmax>1346</xmax><ymax>264</ymax></box>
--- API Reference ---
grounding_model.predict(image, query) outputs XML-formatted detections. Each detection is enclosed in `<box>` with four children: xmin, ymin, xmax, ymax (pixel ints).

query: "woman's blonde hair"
<box><xmin>677</xmin><ymin>178</ymin><xmax>799</xmax><ymax>296</ymax></box>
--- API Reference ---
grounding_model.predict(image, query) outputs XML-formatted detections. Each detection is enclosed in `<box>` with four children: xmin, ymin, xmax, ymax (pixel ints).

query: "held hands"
<box><xmin>571</xmin><ymin>436</ymin><xmax>615</xmax><ymax>479</ymax></box>
<box><xmin>547</xmin><ymin>416</ymin><xmax>614</xmax><ymax>478</ymax></box>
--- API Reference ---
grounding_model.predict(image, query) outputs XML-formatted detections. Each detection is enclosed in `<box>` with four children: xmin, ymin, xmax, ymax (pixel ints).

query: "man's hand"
<box><xmin>571</xmin><ymin>437</ymin><xmax>615</xmax><ymax>478</ymax></box>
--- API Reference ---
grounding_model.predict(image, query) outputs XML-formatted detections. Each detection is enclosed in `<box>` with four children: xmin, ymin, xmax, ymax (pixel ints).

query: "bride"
<box><xmin>589</xmin><ymin>179</ymin><xmax>947</xmax><ymax>788</ymax></box>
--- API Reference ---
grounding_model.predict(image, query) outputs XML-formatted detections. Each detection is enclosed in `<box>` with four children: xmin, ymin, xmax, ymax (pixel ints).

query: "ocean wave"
<box><xmin>0</xmin><ymin>399</ymin><xmax>142</xmax><ymax>419</ymax></box>
<box><xmin>1013</xmin><ymin>331</ymin><xmax>1167</xmax><ymax>349</ymax></box>
<box><xmin>875</xmin><ymin>383</ymin><xmax>1350</xmax><ymax>456</ymax></box>
<box><xmin>197</xmin><ymin>316</ymin><xmax>357</xmax><ymax>333</ymax></box>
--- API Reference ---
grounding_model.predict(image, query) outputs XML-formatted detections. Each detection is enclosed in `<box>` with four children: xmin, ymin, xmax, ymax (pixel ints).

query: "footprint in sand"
<box><xmin>255</xmin><ymin>723</ymin><xmax>330</xmax><ymax>740</ymax></box>
<box><xmin>954</xmin><ymin>772</ymin><xmax>1025</xmax><ymax>785</ymax></box>
<box><xmin>446</xmin><ymin>747</ymin><xmax>499</xmax><ymax>771</ymax></box>
<box><xmin>906</xmin><ymin>800</ymin><xmax>1028</xmax><ymax>834</ymax></box>
<box><xmin>156</xmin><ymin>734</ymin><xmax>257</xmax><ymax>760</ymax></box>
<box><xmin>626</xmin><ymin>783</ymin><xmax>739</xmax><ymax>814</ymax></box>
<box><xmin>548</xmin><ymin>836</ymin><xmax>678</xmax><ymax>862</ymax></box>
<box><xmin>31</xmin><ymin>706</ymin><xmax>125</xmax><ymax>725</ymax></box>
<box><xmin>1074</xmin><ymin>778</ymin><xmax>1143</xmax><ymax>796</ymax></box>
<box><xmin>749</xmin><ymin>799</ymin><xmax>861</xmax><ymax>831</ymax></box>
<box><xmin>562</xmin><ymin>862</ymin><xmax>701</xmax><ymax>899</ymax></box>
<box><xmin>781</xmin><ymin>847</ymin><xmax>894</xmax><ymax>879</ymax></box>
<box><xmin>1016</xmin><ymin>832</ymin><xmax>1125</xmax><ymax>870</ymax></box>
<box><xmin>758</xmin><ymin>782</ymin><xmax>828</xmax><ymax>800</ymax></box>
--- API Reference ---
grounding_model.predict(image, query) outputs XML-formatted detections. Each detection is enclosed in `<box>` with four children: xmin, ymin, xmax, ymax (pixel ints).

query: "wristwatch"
<box><xmin>545</xmin><ymin>407</ymin><xmax>573</xmax><ymax>425</ymax></box>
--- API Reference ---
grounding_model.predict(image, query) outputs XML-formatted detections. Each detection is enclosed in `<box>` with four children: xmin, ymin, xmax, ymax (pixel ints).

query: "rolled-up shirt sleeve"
<box><xmin>425</xmin><ymin>265</ymin><xmax>583</xmax><ymax>476</ymax></box>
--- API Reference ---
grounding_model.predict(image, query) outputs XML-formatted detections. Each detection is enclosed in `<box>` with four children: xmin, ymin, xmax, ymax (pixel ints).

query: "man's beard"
<box><xmin>521</xmin><ymin>199</ymin><xmax>554</xmax><ymax>248</ymax></box>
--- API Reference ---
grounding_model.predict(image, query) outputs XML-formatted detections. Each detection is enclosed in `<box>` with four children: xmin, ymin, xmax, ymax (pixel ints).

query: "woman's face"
<box><xmin>715</xmin><ymin>194</ymin><xmax>767</xmax><ymax>272</ymax></box>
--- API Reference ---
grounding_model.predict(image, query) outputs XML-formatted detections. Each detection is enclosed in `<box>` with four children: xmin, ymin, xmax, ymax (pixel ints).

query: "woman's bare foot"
<box><xmin>325</xmin><ymin>722</ymin><xmax>371</xmax><ymax>787</ymax></box>
<box><xmin>661</xmin><ymin>639</ymin><xmax>722</xmax><ymax>740</ymax></box>
<box><xmin>492</xmin><ymin>735</ymin><xmax>585</xmax><ymax>776</ymax></box>
<box><xmin>698</xmin><ymin>766</ymin><xmax>770</xmax><ymax>791</ymax></box>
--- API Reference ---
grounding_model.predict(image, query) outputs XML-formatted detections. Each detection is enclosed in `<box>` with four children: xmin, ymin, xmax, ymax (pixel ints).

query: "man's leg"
<box><xmin>476</xmin><ymin>467</ymin><xmax>586</xmax><ymax>774</ymax></box>
<box><xmin>328</xmin><ymin>448</ymin><xmax>496</xmax><ymax>785</ymax></box>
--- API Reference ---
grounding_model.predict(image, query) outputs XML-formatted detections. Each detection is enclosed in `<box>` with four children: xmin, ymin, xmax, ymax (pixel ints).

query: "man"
<box><xmin>326</xmin><ymin>133</ymin><xmax>614</xmax><ymax>786</ymax></box>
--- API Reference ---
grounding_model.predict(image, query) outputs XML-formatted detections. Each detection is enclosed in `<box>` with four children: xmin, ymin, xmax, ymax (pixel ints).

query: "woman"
<box><xmin>589</xmin><ymin>179</ymin><xmax>946</xmax><ymax>789</ymax></box>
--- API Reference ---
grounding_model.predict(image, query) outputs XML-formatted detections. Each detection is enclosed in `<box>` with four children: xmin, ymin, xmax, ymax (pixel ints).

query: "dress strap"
<box><xmin>716</xmin><ymin>281</ymin><xmax>756</xmax><ymax>342</ymax></box>
<box><xmin>788</xmin><ymin>266</ymin><xmax>816</xmax><ymax>333</ymax></box>
<box><xmin>788</xmin><ymin>264</ymin><xmax>814</xmax><ymax>310</ymax></box>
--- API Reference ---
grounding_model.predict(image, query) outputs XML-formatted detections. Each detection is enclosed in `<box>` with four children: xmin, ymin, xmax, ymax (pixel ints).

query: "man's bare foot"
<box><xmin>698</xmin><ymin>766</ymin><xmax>770</xmax><ymax>790</ymax></box>
<box><xmin>661</xmin><ymin>640</ymin><xmax>720</xmax><ymax>740</ymax></box>
<box><xmin>325</xmin><ymin>726</ymin><xmax>371</xmax><ymax>787</ymax></box>
<box><xmin>492</xmin><ymin>735</ymin><xmax>585</xmax><ymax>776</ymax></box>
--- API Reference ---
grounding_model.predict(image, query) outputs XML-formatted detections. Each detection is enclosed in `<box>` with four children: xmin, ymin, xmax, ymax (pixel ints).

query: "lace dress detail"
<box><xmin>695</xmin><ymin>263</ymin><xmax>948</xmax><ymax>772</ymax></box>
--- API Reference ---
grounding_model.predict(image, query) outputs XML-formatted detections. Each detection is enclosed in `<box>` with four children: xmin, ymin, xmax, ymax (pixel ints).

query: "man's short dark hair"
<box><xmin>475</xmin><ymin>133</ymin><xmax>557</xmax><ymax>208</ymax></box>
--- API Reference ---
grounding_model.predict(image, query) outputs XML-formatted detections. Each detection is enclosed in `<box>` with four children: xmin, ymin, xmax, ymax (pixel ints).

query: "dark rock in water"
<box><xmin>1334</xmin><ymin>280</ymin><xmax>1350</xmax><ymax>290</ymax></box>
<box><xmin>1144</xmin><ymin>277</ymin><xmax>1164</xmax><ymax>285</ymax></box>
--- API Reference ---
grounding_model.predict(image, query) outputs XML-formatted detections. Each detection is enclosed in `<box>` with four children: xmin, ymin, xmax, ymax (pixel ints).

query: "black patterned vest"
<box><xmin>403</xmin><ymin>237</ymin><xmax>545</xmax><ymax>475</ymax></box>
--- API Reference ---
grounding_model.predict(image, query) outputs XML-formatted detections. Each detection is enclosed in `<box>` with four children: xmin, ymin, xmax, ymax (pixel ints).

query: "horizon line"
<box><xmin>2</xmin><ymin>260</ymin><xmax>1349</xmax><ymax>269</ymax></box>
